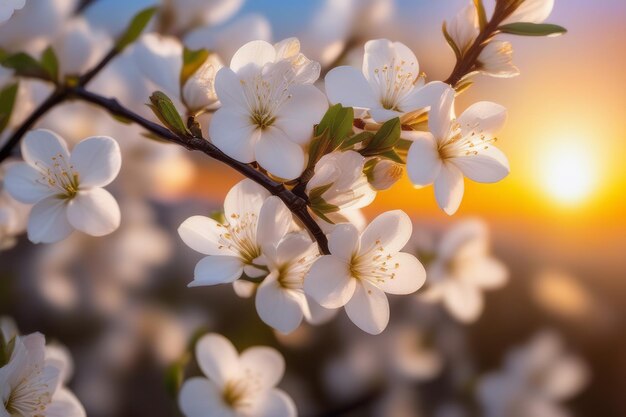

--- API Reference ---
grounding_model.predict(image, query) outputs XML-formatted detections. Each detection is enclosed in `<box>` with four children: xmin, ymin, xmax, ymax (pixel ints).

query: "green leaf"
<box><xmin>442</xmin><ymin>22</ymin><xmax>462</xmax><ymax>60</ymax></box>
<box><xmin>339</xmin><ymin>131</ymin><xmax>374</xmax><ymax>150</ymax></box>
<box><xmin>473</xmin><ymin>0</ymin><xmax>488</xmax><ymax>30</ymax></box>
<box><xmin>40</xmin><ymin>46</ymin><xmax>59</xmax><ymax>82</ymax></box>
<box><xmin>455</xmin><ymin>79</ymin><xmax>474</xmax><ymax>95</ymax></box>
<box><xmin>315</xmin><ymin>104</ymin><xmax>354</xmax><ymax>142</ymax></box>
<box><xmin>180</xmin><ymin>47</ymin><xmax>210</xmax><ymax>86</ymax></box>
<box><xmin>361</xmin><ymin>117</ymin><xmax>401</xmax><ymax>156</ymax></box>
<box><xmin>308</xmin><ymin>183</ymin><xmax>333</xmax><ymax>202</ymax></box>
<box><xmin>379</xmin><ymin>150</ymin><xmax>404</xmax><ymax>164</ymax></box>
<box><xmin>1</xmin><ymin>53</ymin><xmax>51</xmax><ymax>81</ymax></box>
<box><xmin>148</xmin><ymin>91</ymin><xmax>189</xmax><ymax>136</ymax></box>
<box><xmin>498</xmin><ymin>22</ymin><xmax>567</xmax><ymax>37</ymax></box>
<box><xmin>116</xmin><ymin>7</ymin><xmax>158</xmax><ymax>51</ymax></box>
<box><xmin>0</xmin><ymin>83</ymin><xmax>19</xmax><ymax>135</ymax></box>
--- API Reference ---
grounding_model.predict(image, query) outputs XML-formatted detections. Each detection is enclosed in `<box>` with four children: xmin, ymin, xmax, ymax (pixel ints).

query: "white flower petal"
<box><xmin>452</xmin><ymin>145</ymin><xmax>510</xmax><ymax>183</ymax></box>
<box><xmin>461</xmin><ymin>257</ymin><xmax>508</xmax><ymax>289</ymax></box>
<box><xmin>45</xmin><ymin>388</ymin><xmax>86</xmax><ymax>417</ymax></box>
<box><xmin>66</xmin><ymin>188</ymin><xmax>120</xmax><ymax>237</ymax></box>
<box><xmin>4</xmin><ymin>162</ymin><xmax>55</xmax><ymax>203</ymax></box>
<box><xmin>21</xmin><ymin>129</ymin><xmax>70</xmax><ymax>169</ymax></box>
<box><xmin>328</xmin><ymin>223</ymin><xmax>360</xmax><ymax>262</ymax></box>
<box><xmin>369</xmin><ymin>108</ymin><xmax>403</xmax><ymax>123</ymax></box>
<box><xmin>542</xmin><ymin>355</ymin><xmax>589</xmax><ymax>400</ymax></box>
<box><xmin>190</xmin><ymin>256</ymin><xmax>244</xmax><ymax>286</ymax></box>
<box><xmin>377</xmin><ymin>252</ymin><xmax>426</xmax><ymax>295</ymax></box>
<box><xmin>399</xmin><ymin>81</ymin><xmax>449</xmax><ymax>113</ymax></box>
<box><xmin>255</xmin><ymin>127</ymin><xmax>305</xmax><ymax>180</ymax></box>
<box><xmin>254</xmin><ymin>389</ymin><xmax>297</xmax><ymax>417</ymax></box>
<box><xmin>70</xmin><ymin>136</ymin><xmax>121</xmax><ymax>188</ymax></box>
<box><xmin>27</xmin><ymin>196</ymin><xmax>73</xmax><ymax>243</ymax></box>
<box><xmin>178</xmin><ymin>215</ymin><xmax>235</xmax><ymax>256</ymax></box>
<box><xmin>132</xmin><ymin>33</ymin><xmax>182</xmax><ymax>96</ymax></box>
<box><xmin>345</xmin><ymin>280</ymin><xmax>390</xmax><ymax>335</ymax></box>
<box><xmin>362</xmin><ymin>39</ymin><xmax>395</xmax><ymax>83</ymax></box>
<box><xmin>274</xmin><ymin>84</ymin><xmax>328</xmax><ymax>145</ymax></box>
<box><xmin>360</xmin><ymin>210</ymin><xmax>413</xmax><ymax>255</ymax></box>
<box><xmin>406</xmin><ymin>131</ymin><xmax>442</xmax><ymax>187</ymax></box>
<box><xmin>275</xmin><ymin>232</ymin><xmax>315</xmax><ymax>265</ymax></box>
<box><xmin>239</xmin><ymin>346</ymin><xmax>285</xmax><ymax>389</ymax></box>
<box><xmin>223</xmin><ymin>178</ymin><xmax>270</xmax><ymax>220</ymax></box>
<box><xmin>442</xmin><ymin>280</ymin><xmax>484</xmax><ymax>323</ymax></box>
<box><xmin>230</xmin><ymin>40</ymin><xmax>276</xmax><ymax>75</ymax></box>
<box><xmin>428</xmin><ymin>87</ymin><xmax>456</xmax><ymax>143</ymax></box>
<box><xmin>256</xmin><ymin>276</ymin><xmax>306</xmax><ymax>334</ymax></box>
<box><xmin>305</xmin><ymin>295</ymin><xmax>338</xmax><ymax>325</ymax></box>
<box><xmin>178</xmin><ymin>377</ymin><xmax>228</xmax><ymax>417</ymax></box>
<box><xmin>304</xmin><ymin>255</ymin><xmax>356</xmax><ymax>309</ymax></box>
<box><xmin>324</xmin><ymin>66</ymin><xmax>378</xmax><ymax>109</ymax></box>
<box><xmin>209</xmin><ymin>107</ymin><xmax>259</xmax><ymax>163</ymax></box>
<box><xmin>458</xmin><ymin>101</ymin><xmax>507</xmax><ymax>136</ymax></box>
<box><xmin>503</xmin><ymin>0</ymin><xmax>554</xmax><ymax>24</ymax></box>
<box><xmin>214</xmin><ymin>67</ymin><xmax>247</xmax><ymax>109</ymax></box>
<box><xmin>434</xmin><ymin>164</ymin><xmax>465</xmax><ymax>215</ymax></box>
<box><xmin>195</xmin><ymin>333</ymin><xmax>240</xmax><ymax>385</ymax></box>
<box><xmin>257</xmin><ymin>196</ymin><xmax>291</xmax><ymax>246</ymax></box>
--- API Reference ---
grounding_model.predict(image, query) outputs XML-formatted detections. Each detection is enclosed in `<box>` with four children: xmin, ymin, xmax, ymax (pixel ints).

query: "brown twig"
<box><xmin>69</xmin><ymin>87</ymin><xmax>330</xmax><ymax>254</ymax></box>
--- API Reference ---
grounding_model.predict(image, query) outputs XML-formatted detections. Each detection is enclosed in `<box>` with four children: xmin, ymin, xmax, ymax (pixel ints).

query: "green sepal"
<box><xmin>181</xmin><ymin>47</ymin><xmax>210</xmax><ymax>86</ymax></box>
<box><xmin>473</xmin><ymin>0</ymin><xmax>488</xmax><ymax>30</ymax></box>
<box><xmin>314</xmin><ymin>104</ymin><xmax>354</xmax><ymax>145</ymax></box>
<box><xmin>442</xmin><ymin>22</ymin><xmax>462</xmax><ymax>60</ymax></box>
<box><xmin>359</xmin><ymin>117</ymin><xmax>401</xmax><ymax>157</ymax></box>
<box><xmin>339</xmin><ymin>131</ymin><xmax>374</xmax><ymax>150</ymax></box>
<box><xmin>1</xmin><ymin>52</ymin><xmax>53</xmax><ymax>81</ymax></box>
<box><xmin>148</xmin><ymin>91</ymin><xmax>190</xmax><ymax>136</ymax></box>
<box><xmin>40</xmin><ymin>46</ymin><xmax>59</xmax><ymax>83</ymax></box>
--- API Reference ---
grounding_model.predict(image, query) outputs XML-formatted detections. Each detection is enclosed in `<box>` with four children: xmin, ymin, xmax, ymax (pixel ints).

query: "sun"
<box><xmin>539</xmin><ymin>140</ymin><xmax>597</xmax><ymax>205</ymax></box>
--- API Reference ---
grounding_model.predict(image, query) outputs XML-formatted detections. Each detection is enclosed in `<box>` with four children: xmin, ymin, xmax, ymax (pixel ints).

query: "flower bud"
<box><xmin>365</xmin><ymin>158</ymin><xmax>403</xmax><ymax>191</ymax></box>
<box><xmin>478</xmin><ymin>40</ymin><xmax>520</xmax><ymax>78</ymax></box>
<box><xmin>182</xmin><ymin>53</ymin><xmax>223</xmax><ymax>112</ymax></box>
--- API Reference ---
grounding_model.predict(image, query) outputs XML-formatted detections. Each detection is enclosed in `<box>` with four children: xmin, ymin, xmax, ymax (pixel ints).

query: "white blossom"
<box><xmin>53</xmin><ymin>17</ymin><xmax>112</xmax><ymax>78</ymax></box>
<box><xmin>306</xmin><ymin>150</ymin><xmax>376</xmax><ymax>217</ymax></box>
<box><xmin>478</xmin><ymin>40</ymin><xmax>520</xmax><ymax>78</ymax></box>
<box><xmin>178</xmin><ymin>333</ymin><xmax>296</xmax><ymax>417</ymax></box>
<box><xmin>305</xmin><ymin>210</ymin><xmax>425</xmax><ymax>334</ymax></box>
<box><xmin>406</xmin><ymin>87</ymin><xmax>509</xmax><ymax>215</ymax></box>
<box><xmin>4</xmin><ymin>129</ymin><xmax>122</xmax><ymax>243</ymax></box>
<box><xmin>420</xmin><ymin>219</ymin><xmax>508</xmax><ymax>323</ymax></box>
<box><xmin>209</xmin><ymin>39</ymin><xmax>327</xmax><ymax>180</ymax></box>
<box><xmin>0</xmin><ymin>0</ymin><xmax>25</xmax><ymax>23</ymax></box>
<box><xmin>365</xmin><ymin>157</ymin><xmax>404</xmax><ymax>191</ymax></box>
<box><xmin>178</xmin><ymin>179</ymin><xmax>292</xmax><ymax>286</ymax></box>
<box><xmin>325</xmin><ymin>38</ymin><xmax>448</xmax><ymax>123</ymax></box>
<box><xmin>503</xmin><ymin>0</ymin><xmax>555</xmax><ymax>25</ymax></box>
<box><xmin>0</xmin><ymin>323</ymin><xmax>85</xmax><ymax>417</ymax></box>
<box><xmin>446</xmin><ymin>2</ymin><xmax>479</xmax><ymax>55</ymax></box>
<box><xmin>478</xmin><ymin>331</ymin><xmax>589</xmax><ymax>417</ymax></box>
<box><xmin>0</xmin><ymin>162</ymin><xmax>30</xmax><ymax>250</ymax></box>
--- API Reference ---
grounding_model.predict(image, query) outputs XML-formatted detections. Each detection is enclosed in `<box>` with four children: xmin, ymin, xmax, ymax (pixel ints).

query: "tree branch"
<box><xmin>444</xmin><ymin>0</ymin><xmax>520</xmax><ymax>87</ymax></box>
<box><xmin>69</xmin><ymin>86</ymin><xmax>330</xmax><ymax>254</ymax></box>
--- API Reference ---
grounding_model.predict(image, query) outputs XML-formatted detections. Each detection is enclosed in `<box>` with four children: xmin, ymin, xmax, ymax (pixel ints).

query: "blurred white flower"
<box><xmin>185</xmin><ymin>14</ymin><xmax>273</xmax><ymax>62</ymax></box>
<box><xmin>0</xmin><ymin>0</ymin><xmax>25</xmax><ymax>23</ymax></box>
<box><xmin>478</xmin><ymin>40</ymin><xmax>520</xmax><ymax>78</ymax></box>
<box><xmin>406</xmin><ymin>88</ymin><xmax>509</xmax><ymax>215</ymax></box>
<box><xmin>306</xmin><ymin>150</ymin><xmax>376</xmax><ymax>218</ymax></box>
<box><xmin>478</xmin><ymin>331</ymin><xmax>589</xmax><ymax>417</ymax></box>
<box><xmin>178</xmin><ymin>333</ymin><xmax>296</xmax><ymax>417</ymax></box>
<box><xmin>83</xmin><ymin>0</ymin><xmax>156</xmax><ymax>38</ymax></box>
<box><xmin>0</xmin><ymin>0</ymin><xmax>76</xmax><ymax>52</ymax></box>
<box><xmin>178</xmin><ymin>179</ymin><xmax>291</xmax><ymax>286</ymax></box>
<box><xmin>0</xmin><ymin>161</ymin><xmax>30</xmax><ymax>250</ymax></box>
<box><xmin>420</xmin><ymin>219</ymin><xmax>508</xmax><ymax>323</ymax></box>
<box><xmin>256</xmin><ymin>231</ymin><xmax>332</xmax><ymax>334</ymax></box>
<box><xmin>210</xmin><ymin>39</ymin><xmax>327</xmax><ymax>179</ymax></box>
<box><xmin>0</xmin><ymin>326</ymin><xmax>85</xmax><ymax>417</ymax></box>
<box><xmin>133</xmin><ymin>33</ymin><xmax>223</xmax><ymax>113</ymax></box>
<box><xmin>4</xmin><ymin>129</ymin><xmax>122</xmax><ymax>243</ymax></box>
<box><xmin>503</xmin><ymin>0</ymin><xmax>555</xmax><ymax>25</ymax></box>
<box><xmin>325</xmin><ymin>39</ymin><xmax>448</xmax><ymax>123</ymax></box>
<box><xmin>446</xmin><ymin>2</ymin><xmax>479</xmax><ymax>55</ymax></box>
<box><xmin>166</xmin><ymin>0</ymin><xmax>244</xmax><ymax>33</ymax></box>
<box><xmin>53</xmin><ymin>17</ymin><xmax>112</xmax><ymax>78</ymax></box>
<box><xmin>305</xmin><ymin>210</ymin><xmax>425</xmax><ymax>334</ymax></box>
<box><xmin>365</xmin><ymin>157</ymin><xmax>404</xmax><ymax>191</ymax></box>
<box><xmin>388</xmin><ymin>325</ymin><xmax>444</xmax><ymax>381</ymax></box>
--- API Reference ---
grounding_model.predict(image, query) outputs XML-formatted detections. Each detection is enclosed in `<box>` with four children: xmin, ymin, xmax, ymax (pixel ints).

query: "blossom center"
<box><xmin>350</xmin><ymin>239</ymin><xmax>400</xmax><ymax>286</ymax></box>
<box><xmin>371</xmin><ymin>58</ymin><xmax>418</xmax><ymax>111</ymax></box>
<box><xmin>35</xmin><ymin>153</ymin><xmax>79</xmax><ymax>199</ymax></box>
<box><xmin>5</xmin><ymin>367</ymin><xmax>54</xmax><ymax>416</ymax></box>
<box><xmin>277</xmin><ymin>253</ymin><xmax>317</xmax><ymax>290</ymax></box>
<box><xmin>222</xmin><ymin>379</ymin><xmax>252</xmax><ymax>409</ymax></box>
<box><xmin>215</xmin><ymin>212</ymin><xmax>262</xmax><ymax>264</ymax></box>
<box><xmin>437</xmin><ymin>120</ymin><xmax>497</xmax><ymax>161</ymax></box>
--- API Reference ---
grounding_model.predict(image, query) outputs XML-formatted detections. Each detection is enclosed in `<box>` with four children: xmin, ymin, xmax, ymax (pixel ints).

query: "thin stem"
<box><xmin>69</xmin><ymin>86</ymin><xmax>330</xmax><ymax>254</ymax></box>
